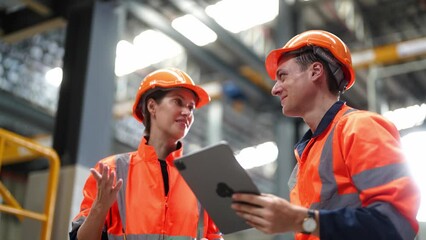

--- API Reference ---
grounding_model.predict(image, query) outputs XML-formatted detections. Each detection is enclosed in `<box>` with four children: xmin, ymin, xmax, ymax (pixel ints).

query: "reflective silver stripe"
<box><xmin>352</xmin><ymin>163</ymin><xmax>410</xmax><ymax>191</ymax></box>
<box><xmin>315</xmin><ymin>108</ymin><xmax>361</xmax><ymax>209</ymax></box>
<box><xmin>196</xmin><ymin>201</ymin><xmax>223</xmax><ymax>239</ymax></box>
<box><xmin>372</xmin><ymin>202</ymin><xmax>417</xmax><ymax>240</ymax></box>
<box><xmin>197</xmin><ymin>201</ymin><xmax>204</xmax><ymax>239</ymax></box>
<box><xmin>107</xmin><ymin>234</ymin><xmax>196</xmax><ymax>240</ymax></box>
<box><xmin>287</xmin><ymin>164</ymin><xmax>298</xmax><ymax>191</ymax></box>
<box><xmin>311</xmin><ymin>193</ymin><xmax>360</xmax><ymax>209</ymax></box>
<box><xmin>116</xmin><ymin>153</ymin><xmax>131</xmax><ymax>231</ymax></box>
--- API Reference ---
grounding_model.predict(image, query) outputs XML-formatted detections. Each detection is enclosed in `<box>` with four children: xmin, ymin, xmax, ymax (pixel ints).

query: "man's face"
<box><xmin>271</xmin><ymin>56</ymin><xmax>315</xmax><ymax>117</ymax></box>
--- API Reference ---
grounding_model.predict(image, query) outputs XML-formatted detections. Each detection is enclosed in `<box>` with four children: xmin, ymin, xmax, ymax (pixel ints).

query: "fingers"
<box><xmin>113</xmin><ymin>178</ymin><xmax>123</xmax><ymax>191</ymax></box>
<box><xmin>90</xmin><ymin>166</ymin><xmax>102</xmax><ymax>181</ymax></box>
<box><xmin>232</xmin><ymin>193</ymin><xmax>267</xmax><ymax>208</ymax></box>
<box><xmin>233</xmin><ymin>205</ymin><xmax>270</xmax><ymax>232</ymax></box>
<box><xmin>90</xmin><ymin>162</ymin><xmax>108</xmax><ymax>181</ymax></box>
<box><xmin>91</xmin><ymin>163</ymin><xmax>122</xmax><ymax>189</ymax></box>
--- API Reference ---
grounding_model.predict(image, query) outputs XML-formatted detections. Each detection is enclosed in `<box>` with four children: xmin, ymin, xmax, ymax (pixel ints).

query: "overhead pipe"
<box><xmin>352</xmin><ymin>37</ymin><xmax>426</xmax><ymax>69</ymax></box>
<box><xmin>353</xmin><ymin>37</ymin><xmax>426</xmax><ymax>114</ymax></box>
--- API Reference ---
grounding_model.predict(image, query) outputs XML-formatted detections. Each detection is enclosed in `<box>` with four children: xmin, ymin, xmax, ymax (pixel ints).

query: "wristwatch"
<box><xmin>302</xmin><ymin>209</ymin><xmax>317</xmax><ymax>234</ymax></box>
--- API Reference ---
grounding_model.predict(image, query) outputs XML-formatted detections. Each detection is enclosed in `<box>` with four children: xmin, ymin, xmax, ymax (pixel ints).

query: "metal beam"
<box><xmin>22</xmin><ymin>0</ymin><xmax>52</xmax><ymax>16</ymax></box>
<box><xmin>0</xmin><ymin>90</ymin><xmax>54</xmax><ymax>134</ymax></box>
<box><xmin>371</xmin><ymin>57</ymin><xmax>426</xmax><ymax>78</ymax></box>
<box><xmin>0</xmin><ymin>17</ymin><xmax>66</xmax><ymax>43</ymax></box>
<box><xmin>126</xmin><ymin>1</ymin><xmax>273</xmax><ymax>106</ymax></box>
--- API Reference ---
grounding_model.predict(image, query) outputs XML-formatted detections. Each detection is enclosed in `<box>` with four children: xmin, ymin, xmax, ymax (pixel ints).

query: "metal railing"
<box><xmin>0</xmin><ymin>128</ymin><xmax>60</xmax><ymax>240</ymax></box>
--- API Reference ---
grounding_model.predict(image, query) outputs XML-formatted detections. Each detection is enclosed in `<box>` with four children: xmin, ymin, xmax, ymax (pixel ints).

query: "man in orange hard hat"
<box><xmin>232</xmin><ymin>30</ymin><xmax>420</xmax><ymax>240</ymax></box>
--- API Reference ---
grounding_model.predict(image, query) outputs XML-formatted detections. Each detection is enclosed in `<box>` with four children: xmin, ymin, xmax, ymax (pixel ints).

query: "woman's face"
<box><xmin>148</xmin><ymin>88</ymin><xmax>197</xmax><ymax>141</ymax></box>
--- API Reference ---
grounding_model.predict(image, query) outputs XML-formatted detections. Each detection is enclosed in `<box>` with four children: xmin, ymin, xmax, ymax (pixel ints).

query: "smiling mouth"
<box><xmin>176</xmin><ymin>120</ymin><xmax>188</xmax><ymax>127</ymax></box>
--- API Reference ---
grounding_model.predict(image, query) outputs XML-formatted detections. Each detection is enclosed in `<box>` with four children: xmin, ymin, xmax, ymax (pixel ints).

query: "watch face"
<box><xmin>303</xmin><ymin>217</ymin><xmax>317</xmax><ymax>233</ymax></box>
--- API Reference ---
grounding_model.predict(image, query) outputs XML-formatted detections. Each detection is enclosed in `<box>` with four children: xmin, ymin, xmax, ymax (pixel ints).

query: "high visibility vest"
<box><xmin>71</xmin><ymin>138</ymin><xmax>222</xmax><ymax>240</ymax></box>
<box><xmin>289</xmin><ymin>104</ymin><xmax>419</xmax><ymax>240</ymax></box>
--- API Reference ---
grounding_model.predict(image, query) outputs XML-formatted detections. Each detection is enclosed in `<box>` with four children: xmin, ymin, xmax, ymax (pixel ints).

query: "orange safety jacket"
<box><xmin>289</xmin><ymin>103</ymin><xmax>419</xmax><ymax>240</ymax></box>
<box><xmin>71</xmin><ymin>138</ymin><xmax>223</xmax><ymax>240</ymax></box>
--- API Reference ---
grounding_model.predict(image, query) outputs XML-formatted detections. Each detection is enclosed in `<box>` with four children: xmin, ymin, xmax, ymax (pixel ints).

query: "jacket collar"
<box><xmin>295</xmin><ymin>101</ymin><xmax>346</xmax><ymax>157</ymax></box>
<box><xmin>137</xmin><ymin>136</ymin><xmax>184</xmax><ymax>164</ymax></box>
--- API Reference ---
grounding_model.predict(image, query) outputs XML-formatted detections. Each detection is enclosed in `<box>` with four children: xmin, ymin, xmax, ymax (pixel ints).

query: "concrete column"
<box><xmin>367</xmin><ymin>66</ymin><xmax>380</xmax><ymax>113</ymax></box>
<box><xmin>206</xmin><ymin>100</ymin><xmax>224</xmax><ymax>145</ymax></box>
<box><xmin>38</xmin><ymin>1</ymin><xmax>124</xmax><ymax>239</ymax></box>
<box><xmin>273</xmin><ymin>2</ymin><xmax>298</xmax><ymax>239</ymax></box>
<box><xmin>274</xmin><ymin>115</ymin><xmax>298</xmax><ymax>240</ymax></box>
<box><xmin>53</xmin><ymin>0</ymin><xmax>123</xmax><ymax>167</ymax></box>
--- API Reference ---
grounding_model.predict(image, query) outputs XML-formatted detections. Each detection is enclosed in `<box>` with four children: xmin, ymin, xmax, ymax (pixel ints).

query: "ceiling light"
<box><xmin>205</xmin><ymin>0</ymin><xmax>279</xmax><ymax>33</ymax></box>
<box><xmin>172</xmin><ymin>14</ymin><xmax>217</xmax><ymax>46</ymax></box>
<box><xmin>45</xmin><ymin>67</ymin><xmax>63</xmax><ymax>87</ymax></box>
<box><xmin>236</xmin><ymin>141</ymin><xmax>278</xmax><ymax>169</ymax></box>
<box><xmin>115</xmin><ymin>30</ymin><xmax>183</xmax><ymax>76</ymax></box>
<box><xmin>115</xmin><ymin>40</ymin><xmax>139</xmax><ymax>76</ymax></box>
<box><xmin>382</xmin><ymin>104</ymin><xmax>426</xmax><ymax>130</ymax></box>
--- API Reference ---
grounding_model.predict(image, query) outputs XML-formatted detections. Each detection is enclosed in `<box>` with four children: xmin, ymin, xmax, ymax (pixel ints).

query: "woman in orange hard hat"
<box><xmin>232</xmin><ymin>30</ymin><xmax>419</xmax><ymax>240</ymax></box>
<box><xmin>69</xmin><ymin>68</ymin><xmax>223</xmax><ymax>240</ymax></box>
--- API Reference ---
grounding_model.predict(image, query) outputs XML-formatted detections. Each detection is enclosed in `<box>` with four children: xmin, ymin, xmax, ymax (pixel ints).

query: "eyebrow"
<box><xmin>170</xmin><ymin>93</ymin><xmax>196</xmax><ymax>104</ymax></box>
<box><xmin>276</xmin><ymin>69</ymin><xmax>287</xmax><ymax>76</ymax></box>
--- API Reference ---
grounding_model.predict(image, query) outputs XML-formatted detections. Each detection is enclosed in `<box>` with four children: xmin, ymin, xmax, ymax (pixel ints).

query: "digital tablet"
<box><xmin>174</xmin><ymin>141</ymin><xmax>260</xmax><ymax>234</ymax></box>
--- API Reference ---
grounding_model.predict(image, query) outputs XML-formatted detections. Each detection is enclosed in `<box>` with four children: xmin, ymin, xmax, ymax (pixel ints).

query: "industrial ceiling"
<box><xmin>1</xmin><ymin>0</ymin><xmax>426</xmax><ymax>158</ymax></box>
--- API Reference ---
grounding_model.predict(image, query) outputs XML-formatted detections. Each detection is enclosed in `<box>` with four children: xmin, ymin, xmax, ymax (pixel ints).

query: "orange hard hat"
<box><xmin>132</xmin><ymin>68</ymin><xmax>211</xmax><ymax>123</ymax></box>
<box><xmin>265</xmin><ymin>30</ymin><xmax>355</xmax><ymax>91</ymax></box>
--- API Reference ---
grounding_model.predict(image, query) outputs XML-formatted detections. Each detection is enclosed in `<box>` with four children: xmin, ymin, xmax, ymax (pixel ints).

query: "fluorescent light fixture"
<box><xmin>45</xmin><ymin>67</ymin><xmax>63</xmax><ymax>87</ymax></box>
<box><xmin>115</xmin><ymin>40</ymin><xmax>140</xmax><ymax>77</ymax></box>
<box><xmin>205</xmin><ymin>0</ymin><xmax>279</xmax><ymax>33</ymax></box>
<box><xmin>383</xmin><ymin>104</ymin><xmax>426</xmax><ymax>130</ymax></box>
<box><xmin>236</xmin><ymin>141</ymin><xmax>278</xmax><ymax>169</ymax></box>
<box><xmin>133</xmin><ymin>30</ymin><xmax>183</xmax><ymax>64</ymax></box>
<box><xmin>172</xmin><ymin>14</ymin><xmax>217</xmax><ymax>46</ymax></box>
<box><xmin>401</xmin><ymin>131</ymin><xmax>426</xmax><ymax>222</ymax></box>
<box><xmin>115</xmin><ymin>30</ymin><xmax>183</xmax><ymax>76</ymax></box>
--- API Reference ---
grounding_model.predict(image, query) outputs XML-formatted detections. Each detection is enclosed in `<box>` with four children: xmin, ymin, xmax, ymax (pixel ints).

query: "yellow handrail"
<box><xmin>0</xmin><ymin>128</ymin><xmax>60</xmax><ymax>240</ymax></box>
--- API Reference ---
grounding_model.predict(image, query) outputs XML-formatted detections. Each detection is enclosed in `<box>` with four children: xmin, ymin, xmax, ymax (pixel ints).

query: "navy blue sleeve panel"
<box><xmin>319</xmin><ymin>208</ymin><xmax>403</xmax><ymax>240</ymax></box>
<box><xmin>69</xmin><ymin>227</ymin><xmax>78</xmax><ymax>240</ymax></box>
<box><xmin>69</xmin><ymin>226</ymin><xmax>108</xmax><ymax>240</ymax></box>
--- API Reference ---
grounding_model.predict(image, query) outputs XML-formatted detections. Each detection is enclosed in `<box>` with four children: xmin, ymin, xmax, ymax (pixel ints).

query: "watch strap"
<box><xmin>301</xmin><ymin>209</ymin><xmax>316</xmax><ymax>234</ymax></box>
<box><xmin>307</xmin><ymin>209</ymin><xmax>315</xmax><ymax>218</ymax></box>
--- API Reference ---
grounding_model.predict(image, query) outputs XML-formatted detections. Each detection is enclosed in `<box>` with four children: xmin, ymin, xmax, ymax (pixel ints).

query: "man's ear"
<box><xmin>310</xmin><ymin>62</ymin><xmax>324</xmax><ymax>82</ymax></box>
